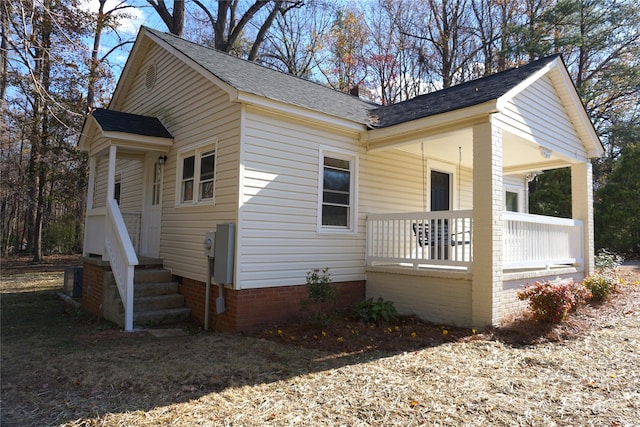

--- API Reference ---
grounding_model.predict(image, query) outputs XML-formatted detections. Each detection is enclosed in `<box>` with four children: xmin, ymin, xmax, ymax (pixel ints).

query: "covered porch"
<box><xmin>359</xmin><ymin>59</ymin><xmax>602</xmax><ymax>327</ymax></box>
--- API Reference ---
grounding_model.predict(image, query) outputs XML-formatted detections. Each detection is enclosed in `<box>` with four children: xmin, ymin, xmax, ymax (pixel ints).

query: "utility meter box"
<box><xmin>214</xmin><ymin>223</ymin><xmax>235</xmax><ymax>285</ymax></box>
<box><xmin>203</xmin><ymin>231</ymin><xmax>216</xmax><ymax>258</ymax></box>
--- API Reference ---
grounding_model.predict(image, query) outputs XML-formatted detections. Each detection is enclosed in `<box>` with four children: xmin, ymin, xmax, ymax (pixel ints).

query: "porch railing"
<box><xmin>366</xmin><ymin>210</ymin><xmax>473</xmax><ymax>270</ymax></box>
<box><xmin>503</xmin><ymin>212</ymin><xmax>583</xmax><ymax>269</ymax></box>
<box><xmin>104</xmin><ymin>199</ymin><xmax>139</xmax><ymax>331</ymax></box>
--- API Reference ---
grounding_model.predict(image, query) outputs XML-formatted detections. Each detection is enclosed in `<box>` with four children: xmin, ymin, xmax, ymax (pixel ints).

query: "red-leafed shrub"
<box><xmin>517</xmin><ymin>280</ymin><xmax>590</xmax><ymax>323</ymax></box>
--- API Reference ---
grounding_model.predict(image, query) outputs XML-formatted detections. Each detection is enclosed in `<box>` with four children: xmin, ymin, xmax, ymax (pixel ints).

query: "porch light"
<box><xmin>539</xmin><ymin>146</ymin><xmax>552</xmax><ymax>159</ymax></box>
<box><xmin>157</xmin><ymin>155</ymin><xmax>168</xmax><ymax>165</ymax></box>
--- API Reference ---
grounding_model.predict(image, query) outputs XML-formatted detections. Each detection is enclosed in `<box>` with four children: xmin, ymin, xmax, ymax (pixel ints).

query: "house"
<box><xmin>78</xmin><ymin>26</ymin><xmax>603</xmax><ymax>332</ymax></box>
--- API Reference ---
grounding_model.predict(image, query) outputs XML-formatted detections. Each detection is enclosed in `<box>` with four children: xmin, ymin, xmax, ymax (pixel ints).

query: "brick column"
<box><xmin>571</xmin><ymin>162</ymin><xmax>595</xmax><ymax>276</ymax></box>
<box><xmin>471</xmin><ymin>118</ymin><xmax>503</xmax><ymax>327</ymax></box>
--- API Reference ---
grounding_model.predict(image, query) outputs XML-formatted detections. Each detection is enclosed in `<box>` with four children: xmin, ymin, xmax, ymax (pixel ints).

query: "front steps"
<box><xmin>132</xmin><ymin>261</ymin><xmax>191</xmax><ymax>327</ymax></box>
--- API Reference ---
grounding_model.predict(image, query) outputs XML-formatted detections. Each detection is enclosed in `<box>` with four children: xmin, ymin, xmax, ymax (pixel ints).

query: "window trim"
<box><xmin>317</xmin><ymin>146</ymin><xmax>358</xmax><ymax>234</ymax></box>
<box><xmin>504</xmin><ymin>184</ymin><xmax>524</xmax><ymax>213</ymax></box>
<box><xmin>175</xmin><ymin>140</ymin><xmax>218</xmax><ymax>207</ymax></box>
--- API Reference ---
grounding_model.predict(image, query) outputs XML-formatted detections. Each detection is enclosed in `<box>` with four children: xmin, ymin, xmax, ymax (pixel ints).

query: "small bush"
<box><xmin>517</xmin><ymin>280</ymin><xmax>588</xmax><ymax>323</ymax></box>
<box><xmin>306</xmin><ymin>267</ymin><xmax>336</xmax><ymax>304</ymax></box>
<box><xmin>595</xmin><ymin>249</ymin><xmax>624</xmax><ymax>273</ymax></box>
<box><xmin>353</xmin><ymin>297</ymin><xmax>398</xmax><ymax>324</ymax></box>
<box><xmin>304</xmin><ymin>268</ymin><xmax>336</xmax><ymax>324</ymax></box>
<box><xmin>583</xmin><ymin>275</ymin><xmax>618</xmax><ymax>302</ymax></box>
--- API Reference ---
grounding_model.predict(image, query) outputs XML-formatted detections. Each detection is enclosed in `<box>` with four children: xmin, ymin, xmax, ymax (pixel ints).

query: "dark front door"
<box><xmin>431</xmin><ymin>170</ymin><xmax>450</xmax><ymax>211</ymax></box>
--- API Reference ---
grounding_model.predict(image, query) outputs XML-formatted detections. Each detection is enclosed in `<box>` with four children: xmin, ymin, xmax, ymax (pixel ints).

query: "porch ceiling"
<box><xmin>393</xmin><ymin>127</ymin><xmax>571</xmax><ymax>174</ymax></box>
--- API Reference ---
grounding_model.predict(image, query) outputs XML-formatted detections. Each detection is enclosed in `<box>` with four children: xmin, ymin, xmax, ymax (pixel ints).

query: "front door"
<box><xmin>431</xmin><ymin>170</ymin><xmax>450</xmax><ymax>211</ymax></box>
<box><xmin>140</xmin><ymin>154</ymin><xmax>163</xmax><ymax>257</ymax></box>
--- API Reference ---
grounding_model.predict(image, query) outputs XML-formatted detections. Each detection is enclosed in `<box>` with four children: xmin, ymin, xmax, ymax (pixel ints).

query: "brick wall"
<box><xmin>181</xmin><ymin>278</ymin><xmax>365</xmax><ymax>332</ymax></box>
<box><xmin>81</xmin><ymin>258</ymin><xmax>108</xmax><ymax>318</ymax></box>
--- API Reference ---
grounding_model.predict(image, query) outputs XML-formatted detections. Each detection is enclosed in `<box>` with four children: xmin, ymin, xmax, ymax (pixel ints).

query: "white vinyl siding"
<box><xmin>117</xmin><ymin>44</ymin><xmax>240</xmax><ymax>282</ymax></box>
<box><xmin>499</xmin><ymin>75</ymin><xmax>587</xmax><ymax>162</ymax></box>
<box><xmin>239</xmin><ymin>107</ymin><xmax>363</xmax><ymax>289</ymax></box>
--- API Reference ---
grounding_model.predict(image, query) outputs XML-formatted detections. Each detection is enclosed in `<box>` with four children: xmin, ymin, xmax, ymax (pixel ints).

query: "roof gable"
<box><xmin>370</xmin><ymin>55</ymin><xmax>560</xmax><ymax>128</ymax></box>
<box><xmin>142</xmin><ymin>27</ymin><xmax>375</xmax><ymax>126</ymax></box>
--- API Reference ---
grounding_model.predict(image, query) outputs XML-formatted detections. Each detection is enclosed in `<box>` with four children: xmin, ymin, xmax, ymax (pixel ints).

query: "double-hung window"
<box><xmin>177</xmin><ymin>142</ymin><xmax>217</xmax><ymax>206</ymax></box>
<box><xmin>319</xmin><ymin>148</ymin><xmax>357</xmax><ymax>232</ymax></box>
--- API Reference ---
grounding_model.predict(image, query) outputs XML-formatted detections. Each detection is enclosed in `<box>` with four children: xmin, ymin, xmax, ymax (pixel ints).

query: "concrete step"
<box><xmin>134</xmin><ymin>307</ymin><xmax>191</xmax><ymax>327</ymax></box>
<box><xmin>134</xmin><ymin>268</ymin><xmax>173</xmax><ymax>284</ymax></box>
<box><xmin>135</xmin><ymin>281</ymin><xmax>180</xmax><ymax>297</ymax></box>
<box><xmin>135</xmin><ymin>294</ymin><xmax>185</xmax><ymax>311</ymax></box>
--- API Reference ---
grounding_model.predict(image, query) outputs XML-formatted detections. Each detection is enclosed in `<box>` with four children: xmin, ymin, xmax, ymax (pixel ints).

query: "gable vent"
<box><xmin>145</xmin><ymin>64</ymin><xmax>157</xmax><ymax>90</ymax></box>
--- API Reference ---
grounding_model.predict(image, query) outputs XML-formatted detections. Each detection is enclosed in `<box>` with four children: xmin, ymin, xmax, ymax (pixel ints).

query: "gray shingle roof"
<box><xmin>369</xmin><ymin>55</ymin><xmax>560</xmax><ymax>128</ymax></box>
<box><xmin>145</xmin><ymin>27</ymin><xmax>375</xmax><ymax>125</ymax></box>
<box><xmin>144</xmin><ymin>27</ymin><xmax>560</xmax><ymax>130</ymax></box>
<box><xmin>92</xmin><ymin>108</ymin><xmax>173</xmax><ymax>138</ymax></box>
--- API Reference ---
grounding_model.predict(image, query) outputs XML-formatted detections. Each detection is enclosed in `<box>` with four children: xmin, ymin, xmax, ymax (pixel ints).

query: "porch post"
<box><xmin>471</xmin><ymin>117</ymin><xmax>503</xmax><ymax>327</ymax></box>
<box><xmin>571</xmin><ymin>162</ymin><xmax>595</xmax><ymax>276</ymax></box>
<box><xmin>83</xmin><ymin>156</ymin><xmax>97</xmax><ymax>257</ymax></box>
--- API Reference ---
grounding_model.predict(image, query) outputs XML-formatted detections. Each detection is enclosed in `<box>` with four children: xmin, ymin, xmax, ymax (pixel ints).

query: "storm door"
<box><xmin>140</xmin><ymin>154</ymin><xmax>163</xmax><ymax>257</ymax></box>
<box><xmin>430</xmin><ymin>170</ymin><xmax>450</xmax><ymax>211</ymax></box>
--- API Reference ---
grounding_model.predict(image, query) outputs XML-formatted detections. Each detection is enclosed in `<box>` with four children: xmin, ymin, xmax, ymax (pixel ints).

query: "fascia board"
<box><xmin>498</xmin><ymin>57</ymin><xmax>604</xmax><ymax>159</ymax></box>
<box><xmin>362</xmin><ymin>101</ymin><xmax>498</xmax><ymax>150</ymax></box>
<box><xmin>78</xmin><ymin>115</ymin><xmax>98</xmax><ymax>152</ymax></box>
<box><xmin>143</xmin><ymin>29</ymin><xmax>240</xmax><ymax>103</ymax></box>
<box><xmin>102</xmin><ymin>131</ymin><xmax>174</xmax><ymax>147</ymax></box>
<box><xmin>109</xmin><ymin>30</ymin><xmax>150</xmax><ymax>111</ymax></box>
<box><xmin>237</xmin><ymin>92</ymin><xmax>366</xmax><ymax>133</ymax></box>
<box><xmin>497</xmin><ymin>57</ymin><xmax>559</xmax><ymax>112</ymax></box>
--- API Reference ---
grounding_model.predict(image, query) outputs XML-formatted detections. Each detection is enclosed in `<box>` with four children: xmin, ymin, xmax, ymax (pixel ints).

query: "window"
<box><xmin>114</xmin><ymin>175</ymin><xmax>121</xmax><ymax>205</ymax></box>
<box><xmin>152</xmin><ymin>162</ymin><xmax>162</xmax><ymax>206</ymax></box>
<box><xmin>504</xmin><ymin>184</ymin><xmax>524</xmax><ymax>212</ymax></box>
<box><xmin>505</xmin><ymin>191</ymin><xmax>519</xmax><ymax>212</ymax></box>
<box><xmin>177</xmin><ymin>142</ymin><xmax>217</xmax><ymax>206</ymax></box>
<box><xmin>319</xmin><ymin>148</ymin><xmax>357</xmax><ymax>232</ymax></box>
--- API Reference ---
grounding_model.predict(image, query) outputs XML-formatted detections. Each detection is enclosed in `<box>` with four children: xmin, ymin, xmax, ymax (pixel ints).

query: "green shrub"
<box><xmin>583</xmin><ymin>275</ymin><xmax>618</xmax><ymax>302</ymax></box>
<box><xmin>353</xmin><ymin>297</ymin><xmax>398</xmax><ymax>324</ymax></box>
<box><xmin>517</xmin><ymin>280</ymin><xmax>588</xmax><ymax>323</ymax></box>
<box><xmin>304</xmin><ymin>268</ymin><xmax>336</xmax><ymax>324</ymax></box>
<box><xmin>306</xmin><ymin>267</ymin><xmax>336</xmax><ymax>304</ymax></box>
<box><xmin>594</xmin><ymin>248</ymin><xmax>624</xmax><ymax>273</ymax></box>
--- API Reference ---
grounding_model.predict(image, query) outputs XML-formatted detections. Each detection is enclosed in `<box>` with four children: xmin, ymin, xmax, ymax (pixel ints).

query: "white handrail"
<box><xmin>503</xmin><ymin>212</ymin><xmax>583</xmax><ymax>269</ymax></box>
<box><xmin>105</xmin><ymin>199</ymin><xmax>139</xmax><ymax>331</ymax></box>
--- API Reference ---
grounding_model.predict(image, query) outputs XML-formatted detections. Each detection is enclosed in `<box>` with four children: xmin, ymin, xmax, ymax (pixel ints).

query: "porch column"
<box><xmin>571</xmin><ymin>162</ymin><xmax>595</xmax><ymax>276</ymax></box>
<box><xmin>471</xmin><ymin>118</ymin><xmax>503</xmax><ymax>327</ymax></box>
<box><xmin>83</xmin><ymin>156</ymin><xmax>97</xmax><ymax>257</ymax></box>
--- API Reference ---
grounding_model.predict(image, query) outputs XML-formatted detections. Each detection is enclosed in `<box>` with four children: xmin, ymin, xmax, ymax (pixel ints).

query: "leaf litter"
<box><xmin>1</xmin><ymin>263</ymin><xmax>638</xmax><ymax>426</ymax></box>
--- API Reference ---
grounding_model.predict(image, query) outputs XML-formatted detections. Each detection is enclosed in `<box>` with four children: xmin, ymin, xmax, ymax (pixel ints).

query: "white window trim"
<box><xmin>504</xmin><ymin>183</ymin><xmax>525</xmax><ymax>213</ymax></box>
<box><xmin>175</xmin><ymin>140</ymin><xmax>218</xmax><ymax>207</ymax></box>
<box><xmin>426</xmin><ymin>159</ymin><xmax>457</xmax><ymax>211</ymax></box>
<box><xmin>317</xmin><ymin>146</ymin><xmax>358</xmax><ymax>234</ymax></box>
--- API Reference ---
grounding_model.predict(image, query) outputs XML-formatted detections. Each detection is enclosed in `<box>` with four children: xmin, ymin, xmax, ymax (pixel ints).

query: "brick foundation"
<box><xmin>181</xmin><ymin>278</ymin><xmax>365</xmax><ymax>332</ymax></box>
<box><xmin>81</xmin><ymin>257</ymin><xmax>109</xmax><ymax>318</ymax></box>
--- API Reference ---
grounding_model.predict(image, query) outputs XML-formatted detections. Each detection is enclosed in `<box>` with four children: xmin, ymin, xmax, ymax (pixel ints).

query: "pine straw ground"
<box><xmin>1</xmin><ymin>257</ymin><xmax>639</xmax><ymax>426</ymax></box>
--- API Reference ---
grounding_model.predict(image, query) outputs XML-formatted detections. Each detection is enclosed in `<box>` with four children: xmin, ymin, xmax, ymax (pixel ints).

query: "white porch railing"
<box><xmin>366</xmin><ymin>211</ymin><xmax>583</xmax><ymax>272</ymax></box>
<box><xmin>366</xmin><ymin>210</ymin><xmax>474</xmax><ymax>270</ymax></box>
<box><xmin>503</xmin><ymin>212</ymin><xmax>583</xmax><ymax>269</ymax></box>
<box><xmin>104</xmin><ymin>199</ymin><xmax>139</xmax><ymax>331</ymax></box>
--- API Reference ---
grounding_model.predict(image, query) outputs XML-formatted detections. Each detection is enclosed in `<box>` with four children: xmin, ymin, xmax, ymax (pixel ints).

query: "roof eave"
<box><xmin>237</xmin><ymin>92</ymin><xmax>367</xmax><ymax>133</ymax></box>
<box><xmin>362</xmin><ymin>100</ymin><xmax>499</xmax><ymax>150</ymax></box>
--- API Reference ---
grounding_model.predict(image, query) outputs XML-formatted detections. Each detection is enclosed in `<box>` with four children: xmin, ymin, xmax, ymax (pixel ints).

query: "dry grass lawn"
<box><xmin>1</xmin><ymin>259</ymin><xmax>639</xmax><ymax>426</ymax></box>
